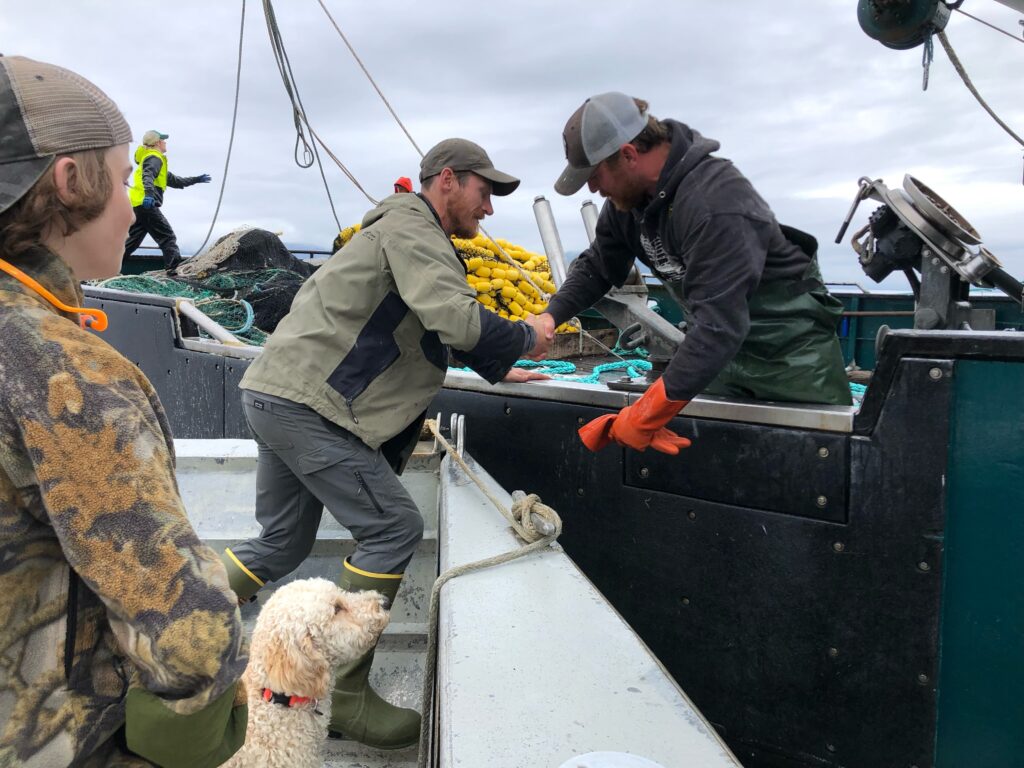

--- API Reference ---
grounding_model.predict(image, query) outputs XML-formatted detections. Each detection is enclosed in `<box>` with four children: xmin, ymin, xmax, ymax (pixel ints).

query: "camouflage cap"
<box><xmin>0</xmin><ymin>55</ymin><xmax>132</xmax><ymax>214</ymax></box>
<box><xmin>419</xmin><ymin>138</ymin><xmax>520</xmax><ymax>196</ymax></box>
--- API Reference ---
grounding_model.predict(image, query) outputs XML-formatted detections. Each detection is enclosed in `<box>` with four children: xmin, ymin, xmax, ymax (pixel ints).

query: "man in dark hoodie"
<box><xmin>534</xmin><ymin>92</ymin><xmax>851</xmax><ymax>456</ymax></box>
<box><xmin>123</xmin><ymin>130</ymin><xmax>210</xmax><ymax>271</ymax></box>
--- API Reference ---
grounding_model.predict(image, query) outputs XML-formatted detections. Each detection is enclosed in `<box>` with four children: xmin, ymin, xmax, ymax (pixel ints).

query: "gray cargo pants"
<box><xmin>228</xmin><ymin>390</ymin><xmax>424</xmax><ymax>580</ymax></box>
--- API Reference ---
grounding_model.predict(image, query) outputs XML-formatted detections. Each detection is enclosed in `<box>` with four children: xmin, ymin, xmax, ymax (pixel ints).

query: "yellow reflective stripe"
<box><xmin>225</xmin><ymin>548</ymin><xmax>265</xmax><ymax>587</ymax></box>
<box><xmin>343</xmin><ymin>559</ymin><xmax>403</xmax><ymax>579</ymax></box>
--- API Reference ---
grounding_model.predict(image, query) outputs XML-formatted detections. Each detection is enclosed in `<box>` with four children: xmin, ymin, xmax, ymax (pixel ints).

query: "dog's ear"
<box><xmin>262</xmin><ymin>627</ymin><xmax>332</xmax><ymax>699</ymax></box>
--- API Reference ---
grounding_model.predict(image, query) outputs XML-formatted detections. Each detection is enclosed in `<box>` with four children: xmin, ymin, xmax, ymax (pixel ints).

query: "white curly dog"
<box><xmin>223</xmin><ymin>577</ymin><xmax>390</xmax><ymax>768</ymax></box>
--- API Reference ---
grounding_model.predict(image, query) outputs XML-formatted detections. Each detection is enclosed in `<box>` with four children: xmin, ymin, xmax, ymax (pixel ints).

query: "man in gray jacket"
<box><xmin>220</xmin><ymin>139</ymin><xmax>546</xmax><ymax>749</ymax></box>
<box><xmin>537</xmin><ymin>92</ymin><xmax>851</xmax><ymax>456</ymax></box>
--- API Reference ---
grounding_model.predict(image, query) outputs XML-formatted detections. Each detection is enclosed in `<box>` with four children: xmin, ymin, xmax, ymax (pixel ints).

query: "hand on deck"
<box><xmin>503</xmin><ymin>368</ymin><xmax>552</xmax><ymax>384</ymax></box>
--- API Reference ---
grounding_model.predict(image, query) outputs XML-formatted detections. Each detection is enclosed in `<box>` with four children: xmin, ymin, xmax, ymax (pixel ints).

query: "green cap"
<box><xmin>419</xmin><ymin>138</ymin><xmax>520</xmax><ymax>196</ymax></box>
<box><xmin>142</xmin><ymin>129</ymin><xmax>169</xmax><ymax>146</ymax></box>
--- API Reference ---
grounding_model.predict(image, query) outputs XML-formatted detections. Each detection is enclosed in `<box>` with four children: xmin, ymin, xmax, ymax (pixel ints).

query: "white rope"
<box><xmin>936</xmin><ymin>29</ymin><xmax>1024</xmax><ymax>148</ymax></box>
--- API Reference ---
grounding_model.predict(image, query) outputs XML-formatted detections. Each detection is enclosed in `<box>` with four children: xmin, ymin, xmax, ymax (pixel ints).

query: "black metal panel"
<box><xmin>431</xmin><ymin>356</ymin><xmax>952</xmax><ymax>768</ymax></box>
<box><xmin>855</xmin><ymin>328</ymin><xmax>1024</xmax><ymax>434</ymax></box>
<box><xmin>224</xmin><ymin>361</ymin><xmax>252</xmax><ymax>439</ymax></box>
<box><xmin>85</xmin><ymin>291</ymin><xmax>240</xmax><ymax>439</ymax></box>
<box><xmin>625</xmin><ymin>418</ymin><xmax>848</xmax><ymax>522</ymax></box>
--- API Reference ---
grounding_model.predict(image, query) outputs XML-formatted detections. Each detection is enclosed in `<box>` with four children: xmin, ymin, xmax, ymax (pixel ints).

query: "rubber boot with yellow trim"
<box><xmin>219</xmin><ymin>549</ymin><xmax>264</xmax><ymax>604</ymax></box>
<box><xmin>327</xmin><ymin>558</ymin><xmax>421</xmax><ymax>749</ymax></box>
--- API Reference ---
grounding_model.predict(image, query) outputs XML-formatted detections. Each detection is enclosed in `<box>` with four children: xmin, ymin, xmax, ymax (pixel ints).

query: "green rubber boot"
<box><xmin>327</xmin><ymin>558</ymin><xmax>421</xmax><ymax>749</ymax></box>
<box><xmin>219</xmin><ymin>549</ymin><xmax>264</xmax><ymax>604</ymax></box>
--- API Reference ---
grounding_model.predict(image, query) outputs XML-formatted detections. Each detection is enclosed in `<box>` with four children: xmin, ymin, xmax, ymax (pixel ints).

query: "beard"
<box><xmin>445</xmin><ymin>199</ymin><xmax>480</xmax><ymax>239</ymax></box>
<box><xmin>451</xmin><ymin>219</ymin><xmax>480</xmax><ymax>239</ymax></box>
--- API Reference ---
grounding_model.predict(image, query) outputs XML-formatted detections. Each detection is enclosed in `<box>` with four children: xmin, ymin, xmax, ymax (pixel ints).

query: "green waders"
<box><xmin>703</xmin><ymin>258</ymin><xmax>852</xmax><ymax>405</ymax></box>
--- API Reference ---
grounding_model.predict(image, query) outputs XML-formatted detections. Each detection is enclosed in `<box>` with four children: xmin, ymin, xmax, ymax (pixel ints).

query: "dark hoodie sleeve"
<box><xmin>545</xmin><ymin>203</ymin><xmax>637</xmax><ymax>326</ymax></box>
<box><xmin>660</xmin><ymin>212</ymin><xmax>768</xmax><ymax>401</ymax></box>
<box><xmin>141</xmin><ymin>155</ymin><xmax>163</xmax><ymax>197</ymax></box>
<box><xmin>167</xmin><ymin>172</ymin><xmax>201</xmax><ymax>189</ymax></box>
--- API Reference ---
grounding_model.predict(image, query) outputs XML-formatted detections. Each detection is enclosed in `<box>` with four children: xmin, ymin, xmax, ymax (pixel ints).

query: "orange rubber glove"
<box><xmin>578</xmin><ymin>378</ymin><xmax>692</xmax><ymax>455</ymax></box>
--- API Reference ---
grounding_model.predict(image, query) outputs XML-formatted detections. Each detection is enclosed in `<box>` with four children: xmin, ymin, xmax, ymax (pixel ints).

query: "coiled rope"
<box><xmin>416</xmin><ymin>420</ymin><xmax>562</xmax><ymax>766</ymax></box>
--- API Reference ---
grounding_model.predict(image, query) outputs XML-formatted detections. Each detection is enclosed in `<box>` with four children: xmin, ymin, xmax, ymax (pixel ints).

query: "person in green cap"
<box><xmin>123</xmin><ymin>129</ymin><xmax>210</xmax><ymax>272</ymax></box>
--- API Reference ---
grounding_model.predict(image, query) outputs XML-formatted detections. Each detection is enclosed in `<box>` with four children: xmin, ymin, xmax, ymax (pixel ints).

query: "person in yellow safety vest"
<box><xmin>123</xmin><ymin>130</ymin><xmax>210</xmax><ymax>272</ymax></box>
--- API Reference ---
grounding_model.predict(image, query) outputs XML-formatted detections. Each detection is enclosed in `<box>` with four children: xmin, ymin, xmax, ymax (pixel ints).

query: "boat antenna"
<box><xmin>262</xmin><ymin>0</ymin><xmax>342</xmax><ymax>229</ymax></box>
<box><xmin>192</xmin><ymin>0</ymin><xmax>247</xmax><ymax>257</ymax></box>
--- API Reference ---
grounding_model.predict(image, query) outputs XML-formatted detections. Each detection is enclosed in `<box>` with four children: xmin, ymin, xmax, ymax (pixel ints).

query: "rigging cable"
<box><xmin>936</xmin><ymin>29</ymin><xmax>1024</xmax><ymax>149</ymax></box>
<box><xmin>262</xmin><ymin>0</ymin><xmax>342</xmax><ymax>230</ymax></box>
<box><xmin>308</xmin><ymin>0</ymin><xmax>622</xmax><ymax>356</ymax></box>
<box><xmin>313</xmin><ymin>0</ymin><xmax>424</xmax><ymax>157</ymax></box>
<box><xmin>310</xmin><ymin>0</ymin><xmax>552</xmax><ymax>301</ymax></box>
<box><xmin>192</xmin><ymin>0</ymin><xmax>246</xmax><ymax>257</ymax></box>
<box><xmin>953</xmin><ymin>6</ymin><xmax>1024</xmax><ymax>45</ymax></box>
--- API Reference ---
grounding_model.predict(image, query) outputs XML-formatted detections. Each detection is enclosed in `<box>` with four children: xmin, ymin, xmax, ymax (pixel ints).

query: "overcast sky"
<box><xmin>3</xmin><ymin>0</ymin><xmax>1022</xmax><ymax>289</ymax></box>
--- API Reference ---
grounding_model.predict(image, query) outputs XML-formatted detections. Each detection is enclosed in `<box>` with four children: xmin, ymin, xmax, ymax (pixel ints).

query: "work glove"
<box><xmin>578</xmin><ymin>378</ymin><xmax>692</xmax><ymax>455</ymax></box>
<box><xmin>141</xmin><ymin>196</ymin><xmax>155</xmax><ymax>209</ymax></box>
<box><xmin>125</xmin><ymin>681</ymin><xmax>247</xmax><ymax>768</ymax></box>
<box><xmin>197</xmin><ymin>173</ymin><xmax>211</xmax><ymax>183</ymax></box>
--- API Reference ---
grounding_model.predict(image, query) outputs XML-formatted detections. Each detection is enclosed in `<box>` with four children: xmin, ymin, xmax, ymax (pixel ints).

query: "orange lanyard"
<box><xmin>0</xmin><ymin>257</ymin><xmax>108</xmax><ymax>332</ymax></box>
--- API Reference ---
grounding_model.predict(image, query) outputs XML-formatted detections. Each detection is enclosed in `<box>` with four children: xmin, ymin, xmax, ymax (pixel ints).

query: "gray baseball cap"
<box><xmin>419</xmin><ymin>138</ymin><xmax>520</xmax><ymax>196</ymax></box>
<box><xmin>554</xmin><ymin>92</ymin><xmax>649</xmax><ymax>196</ymax></box>
<box><xmin>0</xmin><ymin>55</ymin><xmax>132</xmax><ymax>215</ymax></box>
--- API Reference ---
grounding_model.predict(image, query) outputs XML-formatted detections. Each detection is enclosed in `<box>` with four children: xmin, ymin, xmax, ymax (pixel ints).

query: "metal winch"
<box><xmin>835</xmin><ymin>174</ymin><xmax>1024</xmax><ymax>330</ymax></box>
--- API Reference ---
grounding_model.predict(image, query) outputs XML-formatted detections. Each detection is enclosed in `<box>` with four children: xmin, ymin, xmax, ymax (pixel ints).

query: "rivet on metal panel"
<box><xmin>827</xmin><ymin>647</ymin><xmax>839</xmax><ymax>658</ymax></box>
<box><xmin>681</xmin><ymin>597</ymin><xmax>690</xmax><ymax>606</ymax></box>
<box><xmin>917</xmin><ymin>561</ymin><xmax>931</xmax><ymax>572</ymax></box>
<box><xmin>818</xmin><ymin>447</ymin><xmax>830</xmax><ymax>458</ymax></box>
<box><xmin>687</xmin><ymin>511</ymin><xmax>696</xmax><ymax>521</ymax></box>
<box><xmin>577</xmin><ymin>488</ymin><xmax>585</xmax><ymax>496</ymax></box>
<box><xmin>826</xmin><ymin>744</ymin><xmax>836</xmax><ymax>753</ymax></box>
<box><xmin>832</xmin><ymin>541</ymin><xmax>845</xmax><ymax>553</ymax></box>
<box><xmin>504</xmin><ymin>405</ymin><xmax>512</xmax><ymax>415</ymax></box>
<box><xmin>928</xmin><ymin>367</ymin><xmax>942</xmax><ymax>380</ymax></box>
<box><xmin>816</xmin><ymin>495</ymin><xmax>828</xmax><ymax>508</ymax></box>
<box><xmin>639</xmin><ymin>467</ymin><xmax>650</xmax><ymax>479</ymax></box>
<box><xmin>577</xmin><ymin>416</ymin><xmax>586</xmax><ymax>425</ymax></box>
<box><xmin>916</xmin><ymin>673</ymin><xmax>929</xmax><ymax>685</ymax></box>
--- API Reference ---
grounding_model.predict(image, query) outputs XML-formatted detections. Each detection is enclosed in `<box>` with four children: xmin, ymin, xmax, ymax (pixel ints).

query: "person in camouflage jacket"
<box><xmin>0</xmin><ymin>56</ymin><xmax>247</xmax><ymax>767</ymax></box>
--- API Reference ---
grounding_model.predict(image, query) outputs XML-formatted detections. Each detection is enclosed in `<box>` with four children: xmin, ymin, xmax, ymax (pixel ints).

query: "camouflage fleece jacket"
<box><xmin>0</xmin><ymin>248</ymin><xmax>247</xmax><ymax>766</ymax></box>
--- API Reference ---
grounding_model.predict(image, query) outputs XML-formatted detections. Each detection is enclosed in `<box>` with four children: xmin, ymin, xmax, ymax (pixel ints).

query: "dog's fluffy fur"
<box><xmin>223</xmin><ymin>577</ymin><xmax>389</xmax><ymax>768</ymax></box>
